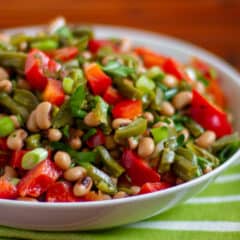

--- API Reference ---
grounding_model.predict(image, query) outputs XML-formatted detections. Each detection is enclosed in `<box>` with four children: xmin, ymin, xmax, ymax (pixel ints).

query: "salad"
<box><xmin>0</xmin><ymin>17</ymin><xmax>239</xmax><ymax>202</ymax></box>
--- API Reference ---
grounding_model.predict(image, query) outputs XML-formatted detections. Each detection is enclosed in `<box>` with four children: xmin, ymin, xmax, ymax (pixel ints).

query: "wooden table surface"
<box><xmin>1</xmin><ymin>0</ymin><xmax>240</xmax><ymax>71</ymax></box>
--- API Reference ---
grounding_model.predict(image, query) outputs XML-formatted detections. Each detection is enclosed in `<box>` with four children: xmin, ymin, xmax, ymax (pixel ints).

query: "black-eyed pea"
<box><xmin>195</xmin><ymin>130</ymin><xmax>216</xmax><ymax>149</ymax></box>
<box><xmin>26</xmin><ymin>110</ymin><xmax>39</xmax><ymax>132</ymax></box>
<box><xmin>160</xmin><ymin>101</ymin><xmax>175</xmax><ymax>116</ymax></box>
<box><xmin>9</xmin><ymin>115</ymin><xmax>21</xmax><ymax>129</ymax></box>
<box><xmin>113</xmin><ymin>191</ymin><xmax>128</xmax><ymax>199</ymax></box>
<box><xmin>69</xmin><ymin>136</ymin><xmax>82</xmax><ymax>150</ymax></box>
<box><xmin>0</xmin><ymin>80</ymin><xmax>12</xmax><ymax>93</ymax></box>
<box><xmin>193</xmin><ymin>81</ymin><xmax>205</xmax><ymax>94</ymax></box>
<box><xmin>35</xmin><ymin>102</ymin><xmax>52</xmax><ymax>130</ymax></box>
<box><xmin>6</xmin><ymin>129</ymin><xmax>27</xmax><ymax>150</ymax></box>
<box><xmin>143</xmin><ymin>112</ymin><xmax>154</xmax><ymax>123</ymax></box>
<box><xmin>54</xmin><ymin>151</ymin><xmax>71</xmax><ymax>170</ymax></box>
<box><xmin>138</xmin><ymin>137</ymin><xmax>155</xmax><ymax>158</ymax></box>
<box><xmin>112</xmin><ymin>118</ymin><xmax>132</xmax><ymax>129</ymax></box>
<box><xmin>128</xmin><ymin>137</ymin><xmax>138</xmax><ymax>150</ymax></box>
<box><xmin>203</xmin><ymin>166</ymin><xmax>213</xmax><ymax>174</ymax></box>
<box><xmin>119</xmin><ymin>38</ymin><xmax>132</xmax><ymax>52</ymax></box>
<box><xmin>84</xmin><ymin>112</ymin><xmax>101</xmax><ymax>127</ymax></box>
<box><xmin>4</xmin><ymin>166</ymin><xmax>17</xmax><ymax>178</ymax></box>
<box><xmin>48</xmin><ymin>128</ymin><xmax>62</xmax><ymax>142</ymax></box>
<box><xmin>63</xmin><ymin>166</ymin><xmax>87</xmax><ymax>182</ymax></box>
<box><xmin>0</xmin><ymin>67</ymin><xmax>9</xmax><ymax>81</ymax></box>
<box><xmin>48</xmin><ymin>16</ymin><xmax>66</xmax><ymax>34</ymax></box>
<box><xmin>172</xmin><ymin>91</ymin><xmax>193</xmax><ymax>110</ymax></box>
<box><xmin>97</xmin><ymin>192</ymin><xmax>112</xmax><ymax>201</ymax></box>
<box><xmin>130</xmin><ymin>186</ymin><xmax>141</xmax><ymax>195</ymax></box>
<box><xmin>162</xmin><ymin>74</ymin><xmax>178</xmax><ymax>88</ymax></box>
<box><xmin>153</xmin><ymin>121</ymin><xmax>168</xmax><ymax>128</ymax></box>
<box><xmin>73</xmin><ymin>176</ymin><xmax>93</xmax><ymax>197</ymax></box>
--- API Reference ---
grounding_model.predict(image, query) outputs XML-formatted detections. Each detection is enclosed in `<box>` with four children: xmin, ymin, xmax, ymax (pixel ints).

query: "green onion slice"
<box><xmin>22</xmin><ymin>148</ymin><xmax>48</xmax><ymax>170</ymax></box>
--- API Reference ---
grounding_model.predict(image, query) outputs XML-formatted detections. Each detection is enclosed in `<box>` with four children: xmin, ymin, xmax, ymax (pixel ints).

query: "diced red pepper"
<box><xmin>121</xmin><ymin>149</ymin><xmax>161</xmax><ymax>186</ymax></box>
<box><xmin>207</xmin><ymin>78</ymin><xmax>226</xmax><ymax>109</ymax></box>
<box><xmin>25</xmin><ymin>49</ymin><xmax>60</xmax><ymax>90</ymax></box>
<box><xmin>18</xmin><ymin>159</ymin><xmax>62</xmax><ymax>198</ymax></box>
<box><xmin>191</xmin><ymin>58</ymin><xmax>209</xmax><ymax>74</ymax></box>
<box><xmin>139</xmin><ymin>182</ymin><xmax>170</xmax><ymax>195</ymax></box>
<box><xmin>191</xmin><ymin>58</ymin><xmax>226</xmax><ymax>108</ymax></box>
<box><xmin>86</xmin><ymin>130</ymin><xmax>106</xmax><ymax>148</ymax></box>
<box><xmin>190</xmin><ymin>90</ymin><xmax>232</xmax><ymax>137</ymax></box>
<box><xmin>42</xmin><ymin>79</ymin><xmax>65</xmax><ymax>106</ymax></box>
<box><xmin>11</xmin><ymin>150</ymin><xmax>29</xmax><ymax>169</ymax></box>
<box><xmin>88</xmin><ymin>39</ymin><xmax>113</xmax><ymax>54</ymax></box>
<box><xmin>0</xmin><ymin>138</ymin><xmax>8</xmax><ymax>151</ymax></box>
<box><xmin>84</xmin><ymin>63</ymin><xmax>112</xmax><ymax>95</ymax></box>
<box><xmin>112</xmin><ymin>99</ymin><xmax>142</xmax><ymax>120</ymax></box>
<box><xmin>103</xmin><ymin>86</ymin><xmax>122</xmax><ymax>105</ymax></box>
<box><xmin>0</xmin><ymin>154</ymin><xmax>8</xmax><ymax>168</ymax></box>
<box><xmin>46</xmin><ymin>181</ymin><xmax>80</xmax><ymax>202</ymax></box>
<box><xmin>134</xmin><ymin>47</ymin><xmax>166</xmax><ymax>68</ymax></box>
<box><xmin>0</xmin><ymin>177</ymin><xmax>18</xmax><ymax>199</ymax></box>
<box><xmin>47</xmin><ymin>47</ymin><xmax>79</xmax><ymax>62</ymax></box>
<box><xmin>163</xmin><ymin>58</ymin><xmax>193</xmax><ymax>83</ymax></box>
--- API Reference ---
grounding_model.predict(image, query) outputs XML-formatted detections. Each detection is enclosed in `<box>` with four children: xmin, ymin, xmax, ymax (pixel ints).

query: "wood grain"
<box><xmin>0</xmin><ymin>0</ymin><xmax>240</xmax><ymax>70</ymax></box>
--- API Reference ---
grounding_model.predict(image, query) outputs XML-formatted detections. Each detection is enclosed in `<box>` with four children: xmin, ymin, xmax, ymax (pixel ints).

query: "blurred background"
<box><xmin>0</xmin><ymin>0</ymin><xmax>239</xmax><ymax>71</ymax></box>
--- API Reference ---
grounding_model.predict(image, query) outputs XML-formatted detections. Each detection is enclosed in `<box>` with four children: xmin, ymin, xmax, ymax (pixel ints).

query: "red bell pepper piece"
<box><xmin>190</xmin><ymin>90</ymin><xmax>232</xmax><ymax>137</ymax></box>
<box><xmin>42</xmin><ymin>79</ymin><xmax>65</xmax><ymax>106</ymax></box>
<box><xmin>47</xmin><ymin>47</ymin><xmax>79</xmax><ymax>62</ymax></box>
<box><xmin>139</xmin><ymin>182</ymin><xmax>170</xmax><ymax>195</ymax></box>
<box><xmin>121</xmin><ymin>149</ymin><xmax>161</xmax><ymax>186</ymax></box>
<box><xmin>84</xmin><ymin>63</ymin><xmax>112</xmax><ymax>95</ymax></box>
<box><xmin>11</xmin><ymin>150</ymin><xmax>28</xmax><ymax>169</ymax></box>
<box><xmin>86</xmin><ymin>130</ymin><xmax>106</xmax><ymax>148</ymax></box>
<box><xmin>103</xmin><ymin>86</ymin><xmax>122</xmax><ymax>105</ymax></box>
<box><xmin>18</xmin><ymin>159</ymin><xmax>62</xmax><ymax>198</ymax></box>
<box><xmin>163</xmin><ymin>58</ymin><xmax>193</xmax><ymax>83</ymax></box>
<box><xmin>25</xmin><ymin>49</ymin><xmax>60</xmax><ymax>90</ymax></box>
<box><xmin>0</xmin><ymin>177</ymin><xmax>18</xmax><ymax>199</ymax></box>
<box><xmin>0</xmin><ymin>138</ymin><xmax>8</xmax><ymax>151</ymax></box>
<box><xmin>112</xmin><ymin>99</ymin><xmax>142</xmax><ymax>120</ymax></box>
<box><xmin>207</xmin><ymin>78</ymin><xmax>226</xmax><ymax>109</ymax></box>
<box><xmin>134</xmin><ymin>47</ymin><xmax>166</xmax><ymax>68</ymax></box>
<box><xmin>88</xmin><ymin>39</ymin><xmax>114</xmax><ymax>54</ymax></box>
<box><xmin>46</xmin><ymin>181</ymin><xmax>80</xmax><ymax>202</ymax></box>
<box><xmin>191</xmin><ymin>58</ymin><xmax>226</xmax><ymax>108</ymax></box>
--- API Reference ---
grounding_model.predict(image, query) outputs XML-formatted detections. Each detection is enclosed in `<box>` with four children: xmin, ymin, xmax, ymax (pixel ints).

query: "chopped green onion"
<box><xmin>22</xmin><ymin>148</ymin><xmax>48</xmax><ymax>170</ymax></box>
<box><xmin>146</xmin><ymin>66</ymin><xmax>164</xmax><ymax>80</ymax></box>
<box><xmin>151</xmin><ymin>126</ymin><xmax>169</xmax><ymax>143</ymax></box>
<box><xmin>136</xmin><ymin>75</ymin><xmax>155</xmax><ymax>92</ymax></box>
<box><xmin>0</xmin><ymin>116</ymin><xmax>15</xmax><ymax>137</ymax></box>
<box><xmin>63</xmin><ymin>77</ymin><xmax>74</xmax><ymax>94</ymax></box>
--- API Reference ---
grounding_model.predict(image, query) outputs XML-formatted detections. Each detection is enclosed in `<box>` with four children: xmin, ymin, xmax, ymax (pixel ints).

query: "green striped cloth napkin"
<box><xmin>0</xmin><ymin>160</ymin><xmax>239</xmax><ymax>240</ymax></box>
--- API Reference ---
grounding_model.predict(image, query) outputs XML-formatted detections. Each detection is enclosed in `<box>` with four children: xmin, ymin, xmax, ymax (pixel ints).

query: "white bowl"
<box><xmin>1</xmin><ymin>25</ymin><xmax>240</xmax><ymax>231</ymax></box>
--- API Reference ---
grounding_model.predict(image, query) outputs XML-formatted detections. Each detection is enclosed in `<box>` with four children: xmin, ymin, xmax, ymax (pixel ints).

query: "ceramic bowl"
<box><xmin>0</xmin><ymin>25</ymin><xmax>240</xmax><ymax>231</ymax></box>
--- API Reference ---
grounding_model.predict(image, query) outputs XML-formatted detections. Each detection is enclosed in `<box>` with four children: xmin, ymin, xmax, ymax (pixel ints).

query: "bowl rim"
<box><xmin>1</xmin><ymin>24</ymin><xmax>240</xmax><ymax>208</ymax></box>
